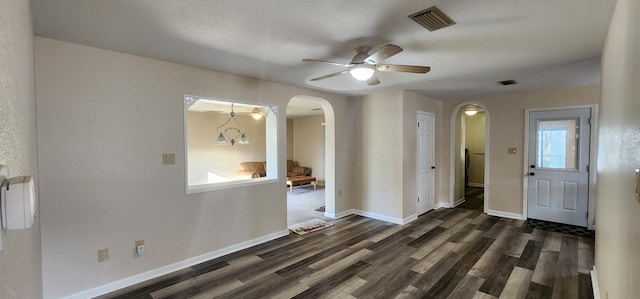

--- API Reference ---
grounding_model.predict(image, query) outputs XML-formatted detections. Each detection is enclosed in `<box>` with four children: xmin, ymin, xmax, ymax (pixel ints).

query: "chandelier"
<box><xmin>215</xmin><ymin>103</ymin><xmax>249</xmax><ymax>145</ymax></box>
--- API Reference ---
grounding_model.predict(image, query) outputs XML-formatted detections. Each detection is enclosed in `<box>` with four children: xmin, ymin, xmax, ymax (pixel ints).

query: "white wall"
<box><xmin>0</xmin><ymin>1</ymin><xmax>42</xmax><ymax>298</ymax></box>
<box><xmin>443</xmin><ymin>85</ymin><xmax>600</xmax><ymax>215</ymax></box>
<box><xmin>286</xmin><ymin>119</ymin><xmax>294</xmax><ymax>160</ymax></box>
<box><xmin>292</xmin><ymin>115</ymin><xmax>325</xmax><ymax>184</ymax></box>
<box><xmin>353</xmin><ymin>91</ymin><xmax>404</xmax><ymax>219</ymax></box>
<box><xmin>595</xmin><ymin>0</ymin><xmax>640</xmax><ymax>297</ymax></box>
<box><xmin>34</xmin><ymin>37</ymin><xmax>353</xmax><ymax>298</ymax></box>
<box><xmin>402</xmin><ymin>91</ymin><xmax>444</xmax><ymax>217</ymax></box>
<box><xmin>187</xmin><ymin>111</ymin><xmax>266</xmax><ymax>184</ymax></box>
<box><xmin>352</xmin><ymin>90</ymin><xmax>446</xmax><ymax>222</ymax></box>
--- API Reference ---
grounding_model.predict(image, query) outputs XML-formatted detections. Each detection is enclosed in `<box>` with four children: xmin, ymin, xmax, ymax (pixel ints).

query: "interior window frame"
<box><xmin>183</xmin><ymin>95</ymin><xmax>280</xmax><ymax>194</ymax></box>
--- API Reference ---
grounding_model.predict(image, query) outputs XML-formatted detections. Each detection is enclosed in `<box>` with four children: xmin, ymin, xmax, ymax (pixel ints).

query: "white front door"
<box><xmin>527</xmin><ymin>108</ymin><xmax>591</xmax><ymax>226</ymax></box>
<box><xmin>418</xmin><ymin>112</ymin><xmax>435</xmax><ymax>215</ymax></box>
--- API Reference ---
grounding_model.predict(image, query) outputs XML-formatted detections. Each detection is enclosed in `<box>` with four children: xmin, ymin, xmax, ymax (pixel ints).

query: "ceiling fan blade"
<box><xmin>302</xmin><ymin>59</ymin><xmax>353</xmax><ymax>67</ymax></box>
<box><xmin>364</xmin><ymin>44</ymin><xmax>403</xmax><ymax>64</ymax></box>
<box><xmin>310</xmin><ymin>70</ymin><xmax>349</xmax><ymax>81</ymax></box>
<box><xmin>366</xmin><ymin>74</ymin><xmax>380</xmax><ymax>85</ymax></box>
<box><xmin>377</xmin><ymin>64</ymin><xmax>431</xmax><ymax>74</ymax></box>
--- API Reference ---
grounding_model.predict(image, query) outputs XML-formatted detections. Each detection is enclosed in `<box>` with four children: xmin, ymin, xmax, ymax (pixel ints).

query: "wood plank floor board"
<box><xmin>350</xmin><ymin>256</ymin><xmax>419</xmax><ymax>298</ymax></box>
<box><xmin>447</xmin><ymin>223</ymin><xmax>478</xmax><ymax>243</ymax></box>
<box><xmin>525</xmin><ymin>282</ymin><xmax>553</xmax><ymax>299</ymax></box>
<box><xmin>476</xmin><ymin>215</ymin><xmax>501</xmax><ymax>232</ymax></box>
<box><xmin>293</xmin><ymin>260</ymin><xmax>371</xmax><ymax>298</ymax></box>
<box><xmin>578</xmin><ymin>237</ymin><xmax>595</xmax><ymax>275</ymax></box>
<box><xmin>316</xmin><ymin>277</ymin><xmax>367</xmax><ymax>299</ymax></box>
<box><xmin>552</xmin><ymin>235</ymin><xmax>580</xmax><ymax>299</ymax></box>
<box><xmin>478</xmin><ymin>254</ymin><xmax>520</xmax><ymax>297</ymax></box>
<box><xmin>408</xmin><ymin>219</ymin><xmax>444</xmax><ymax>238</ymax></box>
<box><xmin>498</xmin><ymin>266</ymin><xmax>533</xmax><ymax>299</ymax></box>
<box><xmin>446</xmin><ymin>275</ymin><xmax>485</xmax><ymax>299</ymax></box>
<box><xmin>425</xmin><ymin>237</ymin><xmax>494</xmax><ymax>297</ymax></box>
<box><xmin>406</xmin><ymin>226</ymin><xmax>447</xmax><ymax>248</ymax></box>
<box><xmin>518</xmin><ymin>240</ymin><xmax>544</xmax><ymax>270</ymax></box>
<box><xmin>395</xmin><ymin>285</ymin><xmax>428</xmax><ymax>299</ymax></box>
<box><xmin>411</xmin><ymin>241</ymin><xmax>457</xmax><ymax>274</ymax></box>
<box><xmin>531</xmin><ymin>250</ymin><xmax>560</xmax><ymax>287</ymax></box>
<box><xmin>578</xmin><ymin>273</ymin><xmax>594</xmax><ymax>299</ymax></box>
<box><xmin>100</xmin><ymin>210</ymin><xmax>595</xmax><ymax>299</ymax></box>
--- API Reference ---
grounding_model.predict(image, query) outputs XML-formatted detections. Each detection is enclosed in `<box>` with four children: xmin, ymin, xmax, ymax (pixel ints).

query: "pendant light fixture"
<box><xmin>215</xmin><ymin>103</ymin><xmax>249</xmax><ymax>145</ymax></box>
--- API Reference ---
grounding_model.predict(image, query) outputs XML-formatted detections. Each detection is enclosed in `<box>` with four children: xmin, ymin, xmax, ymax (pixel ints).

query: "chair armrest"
<box><xmin>237</xmin><ymin>171</ymin><xmax>260</xmax><ymax>179</ymax></box>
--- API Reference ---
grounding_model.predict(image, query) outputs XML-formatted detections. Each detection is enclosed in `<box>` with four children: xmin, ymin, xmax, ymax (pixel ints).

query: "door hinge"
<box><xmin>417</xmin><ymin>197</ymin><xmax>420</xmax><ymax>202</ymax></box>
<box><xmin>588</xmin><ymin>118</ymin><xmax>591</xmax><ymax>125</ymax></box>
<box><xmin>587</xmin><ymin>165</ymin><xmax>590</xmax><ymax>172</ymax></box>
<box><xmin>585</xmin><ymin>212</ymin><xmax>588</xmax><ymax>219</ymax></box>
<box><xmin>417</xmin><ymin>122</ymin><xmax>420</xmax><ymax>127</ymax></box>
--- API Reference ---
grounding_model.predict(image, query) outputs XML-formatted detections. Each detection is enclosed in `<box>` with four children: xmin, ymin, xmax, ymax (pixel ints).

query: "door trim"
<box><xmin>449</xmin><ymin>102</ymin><xmax>490</xmax><ymax>213</ymax></box>
<box><xmin>523</xmin><ymin>104</ymin><xmax>598</xmax><ymax>230</ymax></box>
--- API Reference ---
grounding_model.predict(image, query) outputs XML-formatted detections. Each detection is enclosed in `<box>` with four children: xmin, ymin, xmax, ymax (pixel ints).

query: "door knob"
<box><xmin>529</xmin><ymin>172</ymin><xmax>535</xmax><ymax>176</ymax></box>
<box><xmin>530</xmin><ymin>165</ymin><xmax>536</xmax><ymax>169</ymax></box>
<box><xmin>431</xmin><ymin>166</ymin><xmax>436</xmax><ymax>169</ymax></box>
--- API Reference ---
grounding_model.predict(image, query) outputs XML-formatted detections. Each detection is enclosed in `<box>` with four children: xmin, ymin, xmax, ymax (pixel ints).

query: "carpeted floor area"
<box><xmin>287</xmin><ymin>185</ymin><xmax>331</xmax><ymax>225</ymax></box>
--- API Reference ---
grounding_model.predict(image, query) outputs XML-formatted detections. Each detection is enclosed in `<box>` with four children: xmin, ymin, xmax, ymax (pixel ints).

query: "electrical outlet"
<box><xmin>162</xmin><ymin>153</ymin><xmax>175</xmax><ymax>165</ymax></box>
<box><xmin>98</xmin><ymin>248</ymin><xmax>109</xmax><ymax>262</ymax></box>
<box><xmin>508</xmin><ymin>147</ymin><xmax>517</xmax><ymax>155</ymax></box>
<box><xmin>135</xmin><ymin>240</ymin><xmax>145</xmax><ymax>256</ymax></box>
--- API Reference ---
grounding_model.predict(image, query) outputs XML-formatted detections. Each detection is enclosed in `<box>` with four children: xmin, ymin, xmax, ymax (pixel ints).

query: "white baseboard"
<box><xmin>402</xmin><ymin>213</ymin><xmax>418</xmax><ymax>225</ymax></box>
<box><xmin>487</xmin><ymin>209</ymin><xmax>525</xmax><ymax>220</ymax></box>
<box><xmin>468</xmin><ymin>183</ymin><xmax>485</xmax><ymax>187</ymax></box>
<box><xmin>63</xmin><ymin>229</ymin><xmax>290</xmax><ymax>299</ymax></box>
<box><xmin>351</xmin><ymin>209</ymin><xmax>404</xmax><ymax>225</ymax></box>
<box><xmin>591</xmin><ymin>266</ymin><xmax>600</xmax><ymax>299</ymax></box>
<box><xmin>325</xmin><ymin>209</ymin><xmax>355</xmax><ymax>219</ymax></box>
<box><xmin>454</xmin><ymin>198</ymin><xmax>465</xmax><ymax>207</ymax></box>
<box><xmin>435</xmin><ymin>202</ymin><xmax>451</xmax><ymax>209</ymax></box>
<box><xmin>326</xmin><ymin>209</ymin><xmax>413</xmax><ymax>225</ymax></box>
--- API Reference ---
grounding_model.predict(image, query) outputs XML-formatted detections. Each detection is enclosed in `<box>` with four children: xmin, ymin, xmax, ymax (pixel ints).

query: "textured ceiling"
<box><xmin>31</xmin><ymin>0</ymin><xmax>615</xmax><ymax>102</ymax></box>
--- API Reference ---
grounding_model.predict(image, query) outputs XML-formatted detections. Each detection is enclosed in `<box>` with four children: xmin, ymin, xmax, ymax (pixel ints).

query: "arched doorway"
<box><xmin>449</xmin><ymin>102</ymin><xmax>490</xmax><ymax>212</ymax></box>
<box><xmin>285</xmin><ymin>96</ymin><xmax>336</xmax><ymax>224</ymax></box>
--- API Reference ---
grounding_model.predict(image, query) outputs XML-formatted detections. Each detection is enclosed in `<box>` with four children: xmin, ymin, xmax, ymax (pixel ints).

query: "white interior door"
<box><xmin>418</xmin><ymin>112</ymin><xmax>435</xmax><ymax>215</ymax></box>
<box><xmin>527</xmin><ymin>108</ymin><xmax>590</xmax><ymax>226</ymax></box>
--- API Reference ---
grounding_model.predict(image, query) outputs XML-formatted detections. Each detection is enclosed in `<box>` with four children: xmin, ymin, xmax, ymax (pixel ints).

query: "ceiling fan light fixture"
<box><xmin>349</xmin><ymin>65</ymin><xmax>375</xmax><ymax>81</ymax></box>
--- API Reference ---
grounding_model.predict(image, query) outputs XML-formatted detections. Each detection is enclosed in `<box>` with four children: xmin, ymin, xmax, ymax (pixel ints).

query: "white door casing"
<box><xmin>418</xmin><ymin>111</ymin><xmax>435</xmax><ymax>215</ymax></box>
<box><xmin>527</xmin><ymin>108</ymin><xmax>591</xmax><ymax>227</ymax></box>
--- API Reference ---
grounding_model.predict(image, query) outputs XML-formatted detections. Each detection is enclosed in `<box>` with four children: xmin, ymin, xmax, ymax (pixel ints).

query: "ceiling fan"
<box><xmin>302</xmin><ymin>44</ymin><xmax>430</xmax><ymax>85</ymax></box>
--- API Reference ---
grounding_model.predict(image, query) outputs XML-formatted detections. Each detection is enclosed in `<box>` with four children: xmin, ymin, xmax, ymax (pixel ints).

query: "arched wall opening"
<box><xmin>449</xmin><ymin>102</ymin><xmax>490</xmax><ymax>212</ymax></box>
<box><xmin>286</xmin><ymin>95</ymin><xmax>337</xmax><ymax>217</ymax></box>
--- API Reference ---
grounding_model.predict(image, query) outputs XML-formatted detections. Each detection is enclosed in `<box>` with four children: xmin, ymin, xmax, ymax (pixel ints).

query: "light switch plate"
<box><xmin>508</xmin><ymin>147</ymin><xmax>517</xmax><ymax>155</ymax></box>
<box><xmin>162</xmin><ymin>153</ymin><xmax>175</xmax><ymax>165</ymax></box>
<box><xmin>98</xmin><ymin>248</ymin><xmax>109</xmax><ymax>262</ymax></box>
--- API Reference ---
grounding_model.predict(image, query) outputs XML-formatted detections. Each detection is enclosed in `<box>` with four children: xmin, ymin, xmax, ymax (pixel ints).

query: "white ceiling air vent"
<box><xmin>408</xmin><ymin>6</ymin><xmax>456</xmax><ymax>32</ymax></box>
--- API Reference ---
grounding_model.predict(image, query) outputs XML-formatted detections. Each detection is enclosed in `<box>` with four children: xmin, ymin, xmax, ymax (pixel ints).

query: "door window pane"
<box><xmin>536</xmin><ymin>119</ymin><xmax>578</xmax><ymax>170</ymax></box>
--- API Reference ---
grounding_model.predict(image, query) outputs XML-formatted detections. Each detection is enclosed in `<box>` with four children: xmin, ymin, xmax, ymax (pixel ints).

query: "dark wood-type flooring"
<box><xmin>458</xmin><ymin>187</ymin><xmax>484</xmax><ymax>212</ymax></box>
<box><xmin>98</xmin><ymin>208</ymin><xmax>594</xmax><ymax>299</ymax></box>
